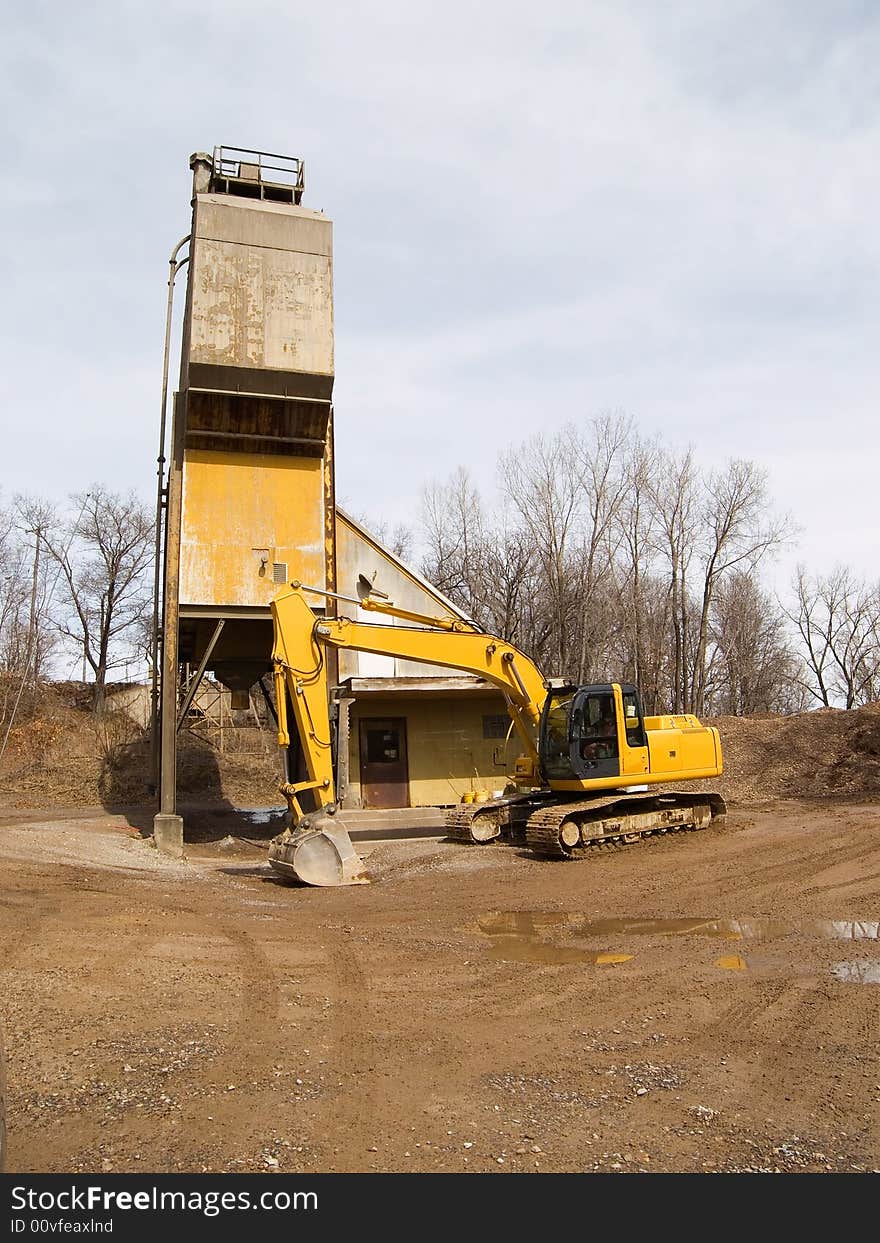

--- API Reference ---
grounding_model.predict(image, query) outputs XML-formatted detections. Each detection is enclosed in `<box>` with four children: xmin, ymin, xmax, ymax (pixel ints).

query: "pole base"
<box><xmin>152</xmin><ymin>813</ymin><xmax>184</xmax><ymax>858</ymax></box>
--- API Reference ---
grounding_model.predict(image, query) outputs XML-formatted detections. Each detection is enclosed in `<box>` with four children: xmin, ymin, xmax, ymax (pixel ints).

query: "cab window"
<box><xmin>622</xmin><ymin>690</ymin><xmax>646</xmax><ymax>748</ymax></box>
<box><xmin>577</xmin><ymin>693</ymin><xmax>618</xmax><ymax>762</ymax></box>
<box><xmin>542</xmin><ymin>691</ymin><xmax>577</xmax><ymax>780</ymax></box>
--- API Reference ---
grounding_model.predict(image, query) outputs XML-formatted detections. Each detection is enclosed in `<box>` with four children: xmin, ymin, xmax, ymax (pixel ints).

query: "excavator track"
<box><xmin>445</xmin><ymin>792</ymin><xmax>553</xmax><ymax>844</ymax></box>
<box><xmin>524</xmin><ymin>790</ymin><xmax>727</xmax><ymax>859</ymax></box>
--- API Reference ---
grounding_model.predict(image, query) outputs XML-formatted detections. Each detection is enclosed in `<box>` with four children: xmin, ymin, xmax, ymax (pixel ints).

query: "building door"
<box><xmin>358</xmin><ymin>718</ymin><xmax>409</xmax><ymax>808</ymax></box>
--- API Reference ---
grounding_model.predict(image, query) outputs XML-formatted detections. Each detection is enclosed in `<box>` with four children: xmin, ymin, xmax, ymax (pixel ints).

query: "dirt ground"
<box><xmin>1</xmin><ymin>796</ymin><xmax>878</xmax><ymax>1174</ymax></box>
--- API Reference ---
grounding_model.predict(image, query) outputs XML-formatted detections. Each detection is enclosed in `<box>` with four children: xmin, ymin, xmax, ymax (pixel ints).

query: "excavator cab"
<box><xmin>539</xmin><ymin>681</ymin><xmax>649</xmax><ymax>784</ymax></box>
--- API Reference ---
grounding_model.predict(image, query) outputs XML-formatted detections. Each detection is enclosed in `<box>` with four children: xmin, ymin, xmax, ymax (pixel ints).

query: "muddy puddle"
<box><xmin>477</xmin><ymin>911</ymin><xmax>880</xmax><ymax>979</ymax></box>
<box><xmin>234</xmin><ymin>807</ymin><xmax>286</xmax><ymax>827</ymax></box>
<box><xmin>478</xmin><ymin>912</ymin><xmax>880</xmax><ymax>941</ymax></box>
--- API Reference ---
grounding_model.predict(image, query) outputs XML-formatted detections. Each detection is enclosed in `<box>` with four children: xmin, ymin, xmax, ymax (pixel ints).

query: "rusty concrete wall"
<box><xmin>188</xmin><ymin>197</ymin><xmax>333</xmax><ymax>375</ymax></box>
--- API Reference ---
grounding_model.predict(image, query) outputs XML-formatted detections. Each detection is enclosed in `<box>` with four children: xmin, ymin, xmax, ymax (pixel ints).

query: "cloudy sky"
<box><xmin>2</xmin><ymin>0</ymin><xmax>878</xmax><ymax>595</ymax></box>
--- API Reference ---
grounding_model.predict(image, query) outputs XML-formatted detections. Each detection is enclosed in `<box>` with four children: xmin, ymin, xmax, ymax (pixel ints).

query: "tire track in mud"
<box><xmin>100</xmin><ymin>900</ymin><xmax>276</xmax><ymax>1080</ymax></box>
<box><xmin>317</xmin><ymin>927</ymin><xmax>379</xmax><ymax>1168</ymax></box>
<box><xmin>693</xmin><ymin>971</ymin><xmax>870</xmax><ymax>1073</ymax></box>
<box><xmin>688</xmin><ymin>980</ymin><xmax>817</xmax><ymax>1117</ymax></box>
<box><xmin>447</xmin><ymin>912</ymin><xmax>685</xmax><ymax>1031</ymax></box>
<box><xmin>6</xmin><ymin>891</ymin><xmax>288</xmax><ymax>1172</ymax></box>
<box><xmin>690</xmin><ymin>979</ymin><xmax>788</xmax><ymax>1047</ymax></box>
<box><xmin>202</xmin><ymin>919</ymin><xmax>282</xmax><ymax>1081</ymax></box>
<box><xmin>693</xmin><ymin>976</ymin><xmax>878</xmax><ymax>1161</ymax></box>
<box><xmin>8</xmin><ymin>864</ymin><xmax>284</xmax><ymax>1083</ymax></box>
<box><xmin>127</xmin><ymin>905</ymin><xmax>283</xmax><ymax>1087</ymax></box>
<box><xmin>357</xmin><ymin>813</ymin><xmax>880</xmax><ymax>1111</ymax></box>
<box><xmin>6</xmin><ymin>801</ymin><xmax>878</xmax><ymax>1172</ymax></box>
<box><xmin>461</xmin><ymin>965</ymin><xmax>587</xmax><ymax>1024</ymax></box>
<box><xmin>435</xmin><ymin>940</ymin><xmax>650</xmax><ymax>1052</ymax></box>
<box><xmin>671</xmin><ymin>836</ymin><xmax>880</xmax><ymax>908</ymax></box>
<box><xmin>730</xmin><ymin>840</ymin><xmax>879</xmax><ymax>909</ymax></box>
<box><xmin>799</xmin><ymin>866</ymin><xmax>880</xmax><ymax>903</ymax></box>
<box><xmin>135</xmin><ymin>900</ymin><xmax>379</xmax><ymax>1166</ymax></box>
<box><xmin>0</xmin><ymin>889</ymin><xmax>60</xmax><ymax>969</ymax></box>
<box><xmin>748</xmin><ymin>979</ymin><xmax>823</xmax><ymax>1045</ymax></box>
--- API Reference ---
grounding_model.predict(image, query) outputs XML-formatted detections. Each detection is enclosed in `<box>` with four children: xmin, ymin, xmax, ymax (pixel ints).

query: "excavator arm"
<box><xmin>267</xmin><ymin>583</ymin><xmax>548</xmax><ymax>886</ymax></box>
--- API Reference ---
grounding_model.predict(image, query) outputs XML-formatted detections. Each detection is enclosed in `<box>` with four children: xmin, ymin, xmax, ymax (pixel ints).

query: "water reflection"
<box><xmin>477</xmin><ymin>911</ymin><xmax>880</xmax><ymax>975</ymax></box>
<box><xmin>478</xmin><ymin>912</ymin><xmax>880</xmax><ymax>942</ymax></box>
<box><xmin>831</xmin><ymin>961</ymin><xmax>880</xmax><ymax>984</ymax></box>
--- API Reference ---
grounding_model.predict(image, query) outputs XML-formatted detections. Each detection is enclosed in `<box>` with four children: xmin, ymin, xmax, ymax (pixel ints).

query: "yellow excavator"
<box><xmin>266</xmin><ymin>581</ymin><xmax>725</xmax><ymax>887</ymax></box>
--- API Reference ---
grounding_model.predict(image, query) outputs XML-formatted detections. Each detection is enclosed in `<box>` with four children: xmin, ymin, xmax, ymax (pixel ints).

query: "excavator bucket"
<box><xmin>268</xmin><ymin>815</ymin><xmax>369</xmax><ymax>887</ymax></box>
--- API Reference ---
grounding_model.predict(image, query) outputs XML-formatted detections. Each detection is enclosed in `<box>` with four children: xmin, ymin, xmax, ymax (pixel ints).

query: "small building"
<box><xmin>334</xmin><ymin>511</ymin><xmax>516</xmax><ymax>809</ymax></box>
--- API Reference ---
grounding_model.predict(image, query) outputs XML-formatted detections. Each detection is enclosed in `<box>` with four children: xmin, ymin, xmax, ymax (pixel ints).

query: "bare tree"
<box><xmin>477</xmin><ymin>521</ymin><xmax>552</xmax><ymax>660</ymax></box>
<box><xmin>631</xmin><ymin>575</ymin><xmax>676</xmax><ymax>714</ymax></box>
<box><xmin>0</xmin><ymin>499</ymin><xmax>30</xmax><ymax>673</ymax></box>
<box><xmin>609</xmin><ymin>431</ymin><xmax>660</xmax><ymax>691</ymax></box>
<box><xmin>353</xmin><ymin>513</ymin><xmax>415</xmax><ymax>564</ymax></box>
<box><xmin>0</xmin><ymin>498</ymin><xmax>32</xmax><ymax>733</ymax></box>
<box><xmin>421</xmin><ymin>472</ymin><xmax>543</xmax><ymax>653</ymax></box>
<box><xmin>785</xmin><ymin>566</ymin><xmax>836</xmax><ymax>707</ymax></box>
<box><xmin>690</xmin><ymin>460</ymin><xmax>791</xmax><ymax>716</ymax></box>
<box><xmin>0</xmin><ymin>494</ymin><xmax>62</xmax><ymax>756</ymax></box>
<box><xmin>709</xmin><ymin>571</ymin><xmax>804</xmax><ymax>715</ymax></box>
<box><xmin>650</xmin><ymin>447</ymin><xmax>698</xmax><ymax>712</ymax></box>
<box><xmin>572</xmin><ymin>413</ymin><xmax>632</xmax><ymax>682</ymax></box>
<box><xmin>414</xmin><ymin>423</ymin><xmax>802</xmax><ymax>720</ymax></box>
<box><xmin>0</xmin><ymin>496</ymin><xmax>58</xmax><ymax>682</ymax></box>
<box><xmin>500</xmin><ymin>425</ymin><xmax>588</xmax><ymax>675</ymax></box>
<box><xmin>785</xmin><ymin>566</ymin><xmax>880</xmax><ymax>708</ymax></box>
<box><xmin>43</xmin><ymin>487</ymin><xmax>153</xmax><ymax>714</ymax></box>
<box><xmin>421</xmin><ymin>468</ymin><xmax>487</xmax><ymax>620</ymax></box>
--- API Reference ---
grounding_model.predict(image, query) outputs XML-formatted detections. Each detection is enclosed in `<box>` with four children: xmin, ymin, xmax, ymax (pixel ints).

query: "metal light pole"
<box><xmin>149</xmin><ymin>234</ymin><xmax>190</xmax><ymax>793</ymax></box>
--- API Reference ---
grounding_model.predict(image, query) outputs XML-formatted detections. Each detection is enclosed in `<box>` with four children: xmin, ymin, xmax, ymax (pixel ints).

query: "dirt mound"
<box><xmin>0</xmin><ymin>682</ymin><xmax>282</xmax><ymax>810</ymax></box>
<box><xmin>710</xmin><ymin>701</ymin><xmax>880</xmax><ymax>802</ymax></box>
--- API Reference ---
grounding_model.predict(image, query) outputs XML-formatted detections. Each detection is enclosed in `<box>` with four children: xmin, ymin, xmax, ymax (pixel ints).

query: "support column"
<box><xmin>336</xmin><ymin>692</ymin><xmax>352</xmax><ymax>807</ymax></box>
<box><xmin>153</xmin><ymin>394</ymin><xmax>185</xmax><ymax>857</ymax></box>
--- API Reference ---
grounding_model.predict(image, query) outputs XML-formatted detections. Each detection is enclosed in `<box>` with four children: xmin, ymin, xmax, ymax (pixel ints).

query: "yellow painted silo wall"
<box><xmin>180</xmin><ymin>449</ymin><xmax>326</xmax><ymax>607</ymax></box>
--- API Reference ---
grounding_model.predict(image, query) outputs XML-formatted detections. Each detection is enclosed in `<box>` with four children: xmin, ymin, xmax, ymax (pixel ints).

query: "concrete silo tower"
<box><xmin>154</xmin><ymin>146</ymin><xmax>336</xmax><ymax>852</ymax></box>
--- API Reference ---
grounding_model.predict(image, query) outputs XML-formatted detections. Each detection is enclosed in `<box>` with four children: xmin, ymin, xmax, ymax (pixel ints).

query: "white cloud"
<box><xmin>1</xmin><ymin>0</ymin><xmax>877</xmax><ymax>600</ymax></box>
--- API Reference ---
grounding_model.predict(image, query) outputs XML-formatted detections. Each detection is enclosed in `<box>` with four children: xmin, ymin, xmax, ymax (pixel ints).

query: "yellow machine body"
<box><xmin>547</xmin><ymin>683</ymin><xmax>722</xmax><ymax>791</ymax></box>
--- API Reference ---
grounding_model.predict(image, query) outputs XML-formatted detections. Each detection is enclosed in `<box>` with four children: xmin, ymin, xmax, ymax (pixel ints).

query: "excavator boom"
<box><xmin>268</xmin><ymin>583</ymin><xmax>547</xmax><ymax>885</ymax></box>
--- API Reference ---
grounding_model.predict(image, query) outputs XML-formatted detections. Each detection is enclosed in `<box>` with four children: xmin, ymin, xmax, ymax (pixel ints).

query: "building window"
<box><xmin>482</xmin><ymin>714</ymin><xmax>510</xmax><ymax>740</ymax></box>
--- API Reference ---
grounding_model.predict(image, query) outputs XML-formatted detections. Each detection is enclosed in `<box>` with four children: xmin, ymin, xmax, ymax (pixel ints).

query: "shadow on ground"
<box><xmin>99</xmin><ymin>731</ymin><xmax>287</xmax><ymax>848</ymax></box>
